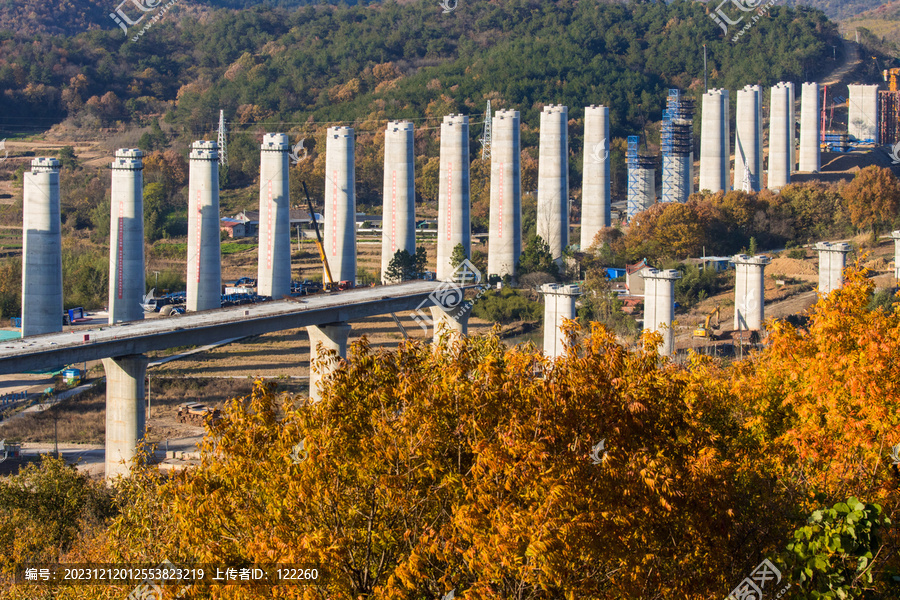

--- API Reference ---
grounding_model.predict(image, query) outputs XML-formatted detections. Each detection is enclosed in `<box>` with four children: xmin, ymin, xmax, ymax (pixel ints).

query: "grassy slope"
<box><xmin>841</xmin><ymin>0</ymin><xmax>900</xmax><ymax>48</ymax></box>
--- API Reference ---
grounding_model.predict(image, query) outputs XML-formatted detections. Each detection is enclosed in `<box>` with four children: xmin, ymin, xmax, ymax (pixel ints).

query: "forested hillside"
<box><xmin>0</xmin><ymin>1</ymin><xmax>836</xmax><ymax>135</ymax></box>
<box><xmin>0</xmin><ymin>0</ymin><xmax>840</xmax><ymax>213</ymax></box>
<box><xmin>785</xmin><ymin>0</ymin><xmax>891</xmax><ymax>20</ymax></box>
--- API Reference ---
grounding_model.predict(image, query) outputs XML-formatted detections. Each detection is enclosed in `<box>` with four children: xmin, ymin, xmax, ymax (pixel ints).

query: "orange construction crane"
<box><xmin>884</xmin><ymin>68</ymin><xmax>900</xmax><ymax>92</ymax></box>
<box><xmin>302</xmin><ymin>181</ymin><xmax>336</xmax><ymax>292</ymax></box>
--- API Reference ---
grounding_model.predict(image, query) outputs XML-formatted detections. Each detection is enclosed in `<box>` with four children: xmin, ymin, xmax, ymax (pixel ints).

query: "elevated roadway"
<box><xmin>0</xmin><ymin>281</ymin><xmax>455</xmax><ymax>375</ymax></box>
<box><xmin>0</xmin><ymin>280</ymin><xmax>471</xmax><ymax>479</ymax></box>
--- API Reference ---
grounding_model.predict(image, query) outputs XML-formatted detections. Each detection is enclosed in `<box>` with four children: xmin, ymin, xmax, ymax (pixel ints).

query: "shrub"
<box><xmin>674</xmin><ymin>264</ymin><xmax>728</xmax><ymax>309</ymax></box>
<box><xmin>472</xmin><ymin>288</ymin><xmax>542</xmax><ymax>323</ymax></box>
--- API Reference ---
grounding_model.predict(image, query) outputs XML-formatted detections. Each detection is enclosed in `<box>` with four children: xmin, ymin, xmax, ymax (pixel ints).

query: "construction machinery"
<box><xmin>302</xmin><ymin>181</ymin><xmax>337</xmax><ymax>292</ymax></box>
<box><xmin>884</xmin><ymin>68</ymin><xmax>900</xmax><ymax>92</ymax></box>
<box><xmin>881</xmin><ymin>69</ymin><xmax>900</xmax><ymax>145</ymax></box>
<box><xmin>693</xmin><ymin>305</ymin><xmax>721</xmax><ymax>339</ymax></box>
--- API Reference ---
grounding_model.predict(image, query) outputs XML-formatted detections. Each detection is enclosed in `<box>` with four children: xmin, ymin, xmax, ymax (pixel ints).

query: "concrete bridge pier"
<box><xmin>307</xmin><ymin>323</ymin><xmax>352</xmax><ymax>402</ymax></box>
<box><xmin>541</xmin><ymin>283</ymin><xmax>581</xmax><ymax>358</ymax></box>
<box><xmin>430</xmin><ymin>305</ymin><xmax>468</xmax><ymax>344</ymax></box>
<box><xmin>103</xmin><ymin>354</ymin><xmax>149</xmax><ymax>480</ymax></box>
<box><xmin>643</xmin><ymin>269</ymin><xmax>681</xmax><ymax>357</ymax></box>
<box><xmin>733</xmin><ymin>254</ymin><xmax>770</xmax><ymax>333</ymax></box>
<box><xmin>815</xmin><ymin>242</ymin><xmax>851</xmax><ymax>294</ymax></box>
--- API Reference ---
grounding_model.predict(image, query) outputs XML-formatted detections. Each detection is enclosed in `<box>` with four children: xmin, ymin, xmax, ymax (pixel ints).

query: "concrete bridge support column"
<box><xmin>642</xmin><ymin>269</ymin><xmax>681</xmax><ymax>357</ymax></box>
<box><xmin>536</xmin><ymin>105</ymin><xmax>569</xmax><ymax>262</ymax></box>
<box><xmin>541</xmin><ymin>283</ymin><xmax>581</xmax><ymax>358</ymax></box>
<box><xmin>307</xmin><ymin>323</ymin><xmax>352</xmax><ymax>402</ymax></box>
<box><xmin>733</xmin><ymin>255</ymin><xmax>770</xmax><ymax>332</ymax></box>
<box><xmin>103</xmin><ymin>354</ymin><xmax>149</xmax><ymax>480</ymax></box>
<box><xmin>815</xmin><ymin>242</ymin><xmax>851</xmax><ymax>294</ymax></box>
<box><xmin>22</xmin><ymin>157</ymin><xmax>62</xmax><ymax>337</ymax></box>
<box><xmin>430</xmin><ymin>305</ymin><xmax>468</xmax><ymax>345</ymax></box>
<box><xmin>768</xmin><ymin>83</ymin><xmax>792</xmax><ymax>190</ymax></box>
<box><xmin>799</xmin><ymin>82</ymin><xmax>820</xmax><ymax>173</ymax></box>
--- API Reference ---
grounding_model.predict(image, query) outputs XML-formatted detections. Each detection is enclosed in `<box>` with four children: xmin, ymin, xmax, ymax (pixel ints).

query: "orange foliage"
<box><xmin>4</xmin><ymin>270</ymin><xmax>898</xmax><ymax>600</ymax></box>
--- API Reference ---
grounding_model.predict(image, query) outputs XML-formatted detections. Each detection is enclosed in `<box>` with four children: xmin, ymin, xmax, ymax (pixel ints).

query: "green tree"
<box><xmin>518</xmin><ymin>235</ymin><xmax>559</xmax><ymax>278</ymax></box>
<box><xmin>0</xmin><ymin>455</ymin><xmax>114</xmax><ymax>569</ymax></box>
<box><xmin>56</xmin><ymin>146</ymin><xmax>78</xmax><ymax>170</ymax></box>
<box><xmin>781</xmin><ymin>498</ymin><xmax>891</xmax><ymax>599</ymax></box>
<box><xmin>136</xmin><ymin>119</ymin><xmax>167</xmax><ymax>153</ymax></box>
<box><xmin>0</xmin><ymin>258</ymin><xmax>21</xmax><ymax>319</ymax></box>
<box><xmin>385</xmin><ymin>248</ymin><xmax>416</xmax><ymax>283</ymax></box>
<box><xmin>471</xmin><ymin>287</ymin><xmax>542</xmax><ymax>323</ymax></box>
<box><xmin>414</xmin><ymin>246</ymin><xmax>427</xmax><ymax>275</ymax></box>
<box><xmin>578</xmin><ymin>259</ymin><xmax>638</xmax><ymax>338</ymax></box>
<box><xmin>674</xmin><ymin>264</ymin><xmax>727</xmax><ymax>309</ymax></box>
<box><xmin>143</xmin><ymin>181</ymin><xmax>166</xmax><ymax>241</ymax></box>
<box><xmin>449</xmin><ymin>242</ymin><xmax>468</xmax><ymax>272</ymax></box>
<box><xmin>88</xmin><ymin>196</ymin><xmax>110</xmax><ymax>243</ymax></box>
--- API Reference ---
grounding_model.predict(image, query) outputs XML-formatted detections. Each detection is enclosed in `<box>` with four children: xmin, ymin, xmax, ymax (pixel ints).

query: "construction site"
<box><xmin>0</xmin><ymin>32</ymin><xmax>899</xmax><ymax>481</ymax></box>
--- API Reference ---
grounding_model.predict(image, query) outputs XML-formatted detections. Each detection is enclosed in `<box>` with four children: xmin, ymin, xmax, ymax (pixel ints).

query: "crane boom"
<box><xmin>302</xmin><ymin>181</ymin><xmax>334</xmax><ymax>290</ymax></box>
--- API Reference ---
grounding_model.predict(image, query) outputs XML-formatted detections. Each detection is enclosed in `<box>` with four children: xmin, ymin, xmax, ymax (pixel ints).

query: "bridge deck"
<box><xmin>0</xmin><ymin>281</ymin><xmax>454</xmax><ymax>375</ymax></box>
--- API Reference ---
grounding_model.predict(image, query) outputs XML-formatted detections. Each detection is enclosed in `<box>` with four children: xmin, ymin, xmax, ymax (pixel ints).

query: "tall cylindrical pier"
<box><xmin>536</xmin><ymin>105</ymin><xmax>569</xmax><ymax>261</ymax></box>
<box><xmin>541</xmin><ymin>283</ymin><xmax>581</xmax><ymax>358</ymax></box>
<box><xmin>22</xmin><ymin>157</ymin><xmax>63</xmax><ymax>337</ymax></box>
<box><xmin>735</xmin><ymin>86</ymin><xmax>762</xmax><ymax>192</ymax></box>
<box><xmin>488</xmin><ymin>110</ymin><xmax>522</xmax><ymax>278</ymax></box>
<box><xmin>381</xmin><ymin>121</ymin><xmax>416</xmax><ymax>282</ymax></box>
<box><xmin>786</xmin><ymin>82</ymin><xmax>796</xmax><ymax>172</ymax></box>
<box><xmin>768</xmin><ymin>83</ymin><xmax>792</xmax><ymax>190</ymax></box>
<box><xmin>257</xmin><ymin>134</ymin><xmax>292</xmax><ymax>299</ymax></box>
<box><xmin>581</xmin><ymin>105</ymin><xmax>611</xmax><ymax>249</ymax></box>
<box><xmin>187</xmin><ymin>140</ymin><xmax>222</xmax><ymax>312</ymax></box>
<box><xmin>699</xmin><ymin>89</ymin><xmax>730</xmax><ymax>193</ymax></box>
<box><xmin>733</xmin><ymin>254</ymin><xmax>770</xmax><ymax>331</ymax></box>
<box><xmin>437</xmin><ymin>115</ymin><xmax>471</xmax><ymax>280</ymax></box>
<box><xmin>109</xmin><ymin>149</ymin><xmax>145</xmax><ymax>324</ymax></box>
<box><xmin>324</xmin><ymin>126</ymin><xmax>357</xmax><ymax>285</ymax></box>
<box><xmin>643</xmin><ymin>268</ymin><xmax>681</xmax><ymax>357</ymax></box>
<box><xmin>799</xmin><ymin>82</ymin><xmax>821</xmax><ymax>173</ymax></box>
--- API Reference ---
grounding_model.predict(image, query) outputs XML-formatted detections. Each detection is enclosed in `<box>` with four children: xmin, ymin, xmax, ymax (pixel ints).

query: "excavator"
<box><xmin>693</xmin><ymin>305</ymin><xmax>721</xmax><ymax>339</ymax></box>
<box><xmin>302</xmin><ymin>181</ymin><xmax>337</xmax><ymax>292</ymax></box>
